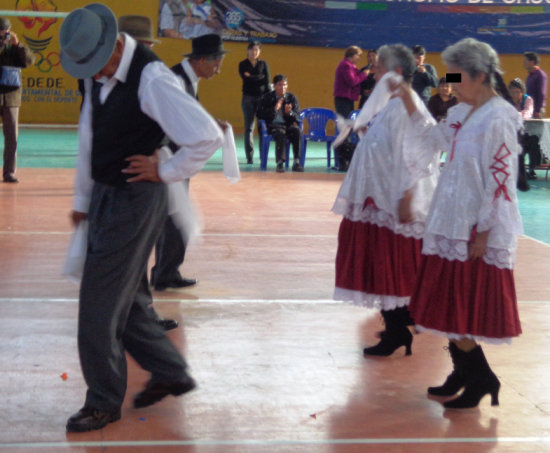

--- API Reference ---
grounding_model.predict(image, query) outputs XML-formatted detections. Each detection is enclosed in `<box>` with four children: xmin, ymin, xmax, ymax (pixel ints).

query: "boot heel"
<box><xmin>490</xmin><ymin>384</ymin><xmax>500</xmax><ymax>406</ymax></box>
<box><xmin>405</xmin><ymin>339</ymin><xmax>412</xmax><ymax>356</ymax></box>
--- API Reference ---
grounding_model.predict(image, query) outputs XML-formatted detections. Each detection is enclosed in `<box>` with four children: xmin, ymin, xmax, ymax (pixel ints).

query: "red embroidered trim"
<box><xmin>490</xmin><ymin>143</ymin><xmax>512</xmax><ymax>202</ymax></box>
<box><xmin>449</xmin><ymin>121</ymin><xmax>462</xmax><ymax>161</ymax></box>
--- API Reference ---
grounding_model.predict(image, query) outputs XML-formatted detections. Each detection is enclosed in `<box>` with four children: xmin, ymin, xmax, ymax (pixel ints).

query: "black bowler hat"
<box><xmin>184</xmin><ymin>33</ymin><xmax>229</xmax><ymax>58</ymax></box>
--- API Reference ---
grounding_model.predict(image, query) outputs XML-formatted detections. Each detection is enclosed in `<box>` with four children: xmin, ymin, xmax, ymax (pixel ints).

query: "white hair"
<box><xmin>377</xmin><ymin>44</ymin><xmax>416</xmax><ymax>82</ymax></box>
<box><xmin>442</xmin><ymin>38</ymin><xmax>501</xmax><ymax>86</ymax></box>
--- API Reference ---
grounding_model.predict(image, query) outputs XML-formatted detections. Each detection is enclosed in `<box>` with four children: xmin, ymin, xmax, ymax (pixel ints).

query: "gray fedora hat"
<box><xmin>59</xmin><ymin>3</ymin><xmax>118</xmax><ymax>79</ymax></box>
<box><xmin>118</xmin><ymin>15</ymin><xmax>160</xmax><ymax>45</ymax></box>
<box><xmin>184</xmin><ymin>33</ymin><xmax>229</xmax><ymax>58</ymax></box>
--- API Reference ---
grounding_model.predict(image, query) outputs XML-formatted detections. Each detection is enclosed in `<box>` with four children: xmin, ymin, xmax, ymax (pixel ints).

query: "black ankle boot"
<box><xmin>363</xmin><ymin>307</ymin><xmax>413</xmax><ymax>357</ymax></box>
<box><xmin>443</xmin><ymin>345</ymin><xmax>500</xmax><ymax>409</ymax></box>
<box><xmin>428</xmin><ymin>342</ymin><xmax>466</xmax><ymax>396</ymax></box>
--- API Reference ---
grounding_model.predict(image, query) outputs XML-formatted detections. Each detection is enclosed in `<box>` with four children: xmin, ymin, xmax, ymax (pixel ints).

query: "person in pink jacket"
<box><xmin>333</xmin><ymin>46</ymin><xmax>370</xmax><ymax>118</ymax></box>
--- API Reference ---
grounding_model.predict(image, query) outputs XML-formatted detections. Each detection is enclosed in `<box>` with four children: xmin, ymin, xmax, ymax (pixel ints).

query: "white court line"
<box><xmin>0</xmin><ymin>297</ymin><xmax>547</xmax><ymax>305</ymax></box>
<box><xmin>0</xmin><ymin>231</ymin><xmax>335</xmax><ymax>238</ymax></box>
<box><xmin>1</xmin><ymin>437</ymin><xmax>550</xmax><ymax>449</ymax></box>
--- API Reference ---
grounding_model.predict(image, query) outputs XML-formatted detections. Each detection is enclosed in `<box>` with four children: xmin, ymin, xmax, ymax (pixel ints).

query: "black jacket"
<box><xmin>257</xmin><ymin>90</ymin><xmax>300</xmax><ymax>129</ymax></box>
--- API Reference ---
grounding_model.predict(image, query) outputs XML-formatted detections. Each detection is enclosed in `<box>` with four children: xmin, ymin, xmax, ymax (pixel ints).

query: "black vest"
<box><xmin>91</xmin><ymin>43</ymin><xmax>165</xmax><ymax>186</ymax></box>
<box><xmin>171</xmin><ymin>62</ymin><xmax>197</xmax><ymax>100</ymax></box>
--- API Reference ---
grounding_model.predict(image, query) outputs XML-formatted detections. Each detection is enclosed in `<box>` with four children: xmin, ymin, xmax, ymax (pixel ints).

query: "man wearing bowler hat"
<box><xmin>149</xmin><ymin>33</ymin><xmax>228</xmax><ymax>294</ymax></box>
<box><xmin>59</xmin><ymin>3</ymin><xmax>224</xmax><ymax>432</ymax></box>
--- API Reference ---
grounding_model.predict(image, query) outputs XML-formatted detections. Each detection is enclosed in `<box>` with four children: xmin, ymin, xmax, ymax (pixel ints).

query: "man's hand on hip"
<box><xmin>123</xmin><ymin>150</ymin><xmax>162</xmax><ymax>183</ymax></box>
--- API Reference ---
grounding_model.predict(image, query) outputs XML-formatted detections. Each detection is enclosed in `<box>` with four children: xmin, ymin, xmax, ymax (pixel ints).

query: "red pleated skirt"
<box><xmin>408</xmin><ymin>254</ymin><xmax>522</xmax><ymax>339</ymax></box>
<box><xmin>335</xmin><ymin>217</ymin><xmax>422</xmax><ymax>297</ymax></box>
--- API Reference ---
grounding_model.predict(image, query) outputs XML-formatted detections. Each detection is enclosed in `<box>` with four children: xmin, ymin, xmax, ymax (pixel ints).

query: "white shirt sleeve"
<box><xmin>138</xmin><ymin>61</ymin><xmax>224</xmax><ymax>183</ymax></box>
<box><xmin>73</xmin><ymin>78</ymin><xmax>94</xmax><ymax>213</ymax></box>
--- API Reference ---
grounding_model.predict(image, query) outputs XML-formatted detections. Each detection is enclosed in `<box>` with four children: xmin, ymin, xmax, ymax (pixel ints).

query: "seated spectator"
<box><xmin>257</xmin><ymin>74</ymin><xmax>303</xmax><ymax>173</ymax></box>
<box><xmin>427</xmin><ymin>76</ymin><xmax>458</xmax><ymax>121</ymax></box>
<box><xmin>358</xmin><ymin>49</ymin><xmax>377</xmax><ymax>108</ymax></box>
<box><xmin>509</xmin><ymin>77</ymin><xmax>534</xmax><ymax>120</ymax></box>
<box><xmin>411</xmin><ymin>45</ymin><xmax>438</xmax><ymax>105</ymax></box>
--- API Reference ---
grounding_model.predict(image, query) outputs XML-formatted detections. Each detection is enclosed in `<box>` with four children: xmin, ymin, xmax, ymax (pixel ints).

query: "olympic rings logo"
<box><xmin>34</xmin><ymin>50</ymin><xmax>60</xmax><ymax>73</ymax></box>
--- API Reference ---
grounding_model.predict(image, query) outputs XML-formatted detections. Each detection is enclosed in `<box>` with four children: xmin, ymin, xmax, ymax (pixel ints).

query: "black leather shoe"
<box><xmin>157</xmin><ymin>318</ymin><xmax>179</xmax><ymax>331</ymax></box>
<box><xmin>66</xmin><ymin>406</ymin><xmax>121</xmax><ymax>432</ymax></box>
<box><xmin>134</xmin><ymin>374</ymin><xmax>196</xmax><ymax>408</ymax></box>
<box><xmin>276</xmin><ymin>162</ymin><xmax>285</xmax><ymax>173</ymax></box>
<box><xmin>292</xmin><ymin>162</ymin><xmax>304</xmax><ymax>172</ymax></box>
<box><xmin>154</xmin><ymin>277</ymin><xmax>197</xmax><ymax>291</ymax></box>
<box><xmin>3</xmin><ymin>175</ymin><xmax>18</xmax><ymax>183</ymax></box>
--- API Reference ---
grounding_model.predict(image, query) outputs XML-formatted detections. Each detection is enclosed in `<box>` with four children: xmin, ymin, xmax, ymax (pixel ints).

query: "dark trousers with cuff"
<box><xmin>78</xmin><ymin>181</ymin><xmax>188</xmax><ymax>412</ymax></box>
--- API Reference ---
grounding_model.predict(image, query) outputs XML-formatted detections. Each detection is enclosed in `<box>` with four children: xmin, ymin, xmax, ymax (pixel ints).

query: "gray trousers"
<box><xmin>78</xmin><ymin>181</ymin><xmax>188</xmax><ymax>412</ymax></box>
<box><xmin>150</xmin><ymin>178</ymin><xmax>189</xmax><ymax>287</ymax></box>
<box><xmin>1</xmin><ymin>106</ymin><xmax>19</xmax><ymax>179</ymax></box>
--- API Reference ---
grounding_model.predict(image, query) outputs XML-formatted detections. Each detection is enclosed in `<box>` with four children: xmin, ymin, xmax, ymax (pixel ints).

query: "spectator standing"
<box><xmin>0</xmin><ymin>17</ymin><xmax>34</xmax><ymax>183</ymax></box>
<box><xmin>411</xmin><ymin>45</ymin><xmax>438</xmax><ymax>105</ymax></box>
<box><xmin>524</xmin><ymin>51</ymin><xmax>547</xmax><ymax>119</ymax></box>
<box><xmin>333</xmin><ymin>45</ymin><xmax>368</xmax><ymax>118</ymax></box>
<box><xmin>509</xmin><ymin>78</ymin><xmax>533</xmax><ymax>120</ymax></box>
<box><xmin>257</xmin><ymin>74</ymin><xmax>303</xmax><ymax>173</ymax></box>
<box><xmin>358</xmin><ymin>49</ymin><xmax>377</xmax><ymax>108</ymax></box>
<box><xmin>427</xmin><ymin>76</ymin><xmax>458</xmax><ymax>122</ymax></box>
<box><xmin>239</xmin><ymin>41</ymin><xmax>270</xmax><ymax>165</ymax></box>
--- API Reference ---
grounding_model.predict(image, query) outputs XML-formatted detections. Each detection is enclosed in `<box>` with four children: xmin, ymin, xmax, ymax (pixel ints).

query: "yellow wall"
<box><xmin>5</xmin><ymin>0</ymin><xmax>549</xmax><ymax>128</ymax></box>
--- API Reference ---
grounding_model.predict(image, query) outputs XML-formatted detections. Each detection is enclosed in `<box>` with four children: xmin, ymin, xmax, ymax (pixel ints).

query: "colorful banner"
<box><xmin>175</xmin><ymin>0</ymin><xmax>550</xmax><ymax>53</ymax></box>
<box><xmin>7</xmin><ymin>0</ymin><xmax>79</xmax><ymax>123</ymax></box>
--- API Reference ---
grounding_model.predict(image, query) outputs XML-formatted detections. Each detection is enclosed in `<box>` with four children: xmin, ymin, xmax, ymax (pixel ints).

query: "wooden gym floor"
<box><xmin>1</xmin><ymin>168</ymin><xmax>550</xmax><ymax>452</ymax></box>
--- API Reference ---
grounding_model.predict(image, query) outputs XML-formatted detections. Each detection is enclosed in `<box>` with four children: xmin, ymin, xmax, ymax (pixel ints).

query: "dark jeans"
<box><xmin>334</xmin><ymin>96</ymin><xmax>354</xmax><ymax>119</ymax></box>
<box><xmin>271</xmin><ymin>123</ymin><xmax>301</xmax><ymax>163</ymax></box>
<box><xmin>241</xmin><ymin>94</ymin><xmax>262</xmax><ymax>161</ymax></box>
<box><xmin>1</xmin><ymin>106</ymin><xmax>19</xmax><ymax>179</ymax></box>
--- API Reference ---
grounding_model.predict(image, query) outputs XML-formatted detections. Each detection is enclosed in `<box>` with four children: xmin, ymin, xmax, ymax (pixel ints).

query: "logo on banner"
<box><xmin>224</xmin><ymin>8</ymin><xmax>244</xmax><ymax>29</ymax></box>
<box><xmin>16</xmin><ymin>0</ymin><xmax>60</xmax><ymax>73</ymax></box>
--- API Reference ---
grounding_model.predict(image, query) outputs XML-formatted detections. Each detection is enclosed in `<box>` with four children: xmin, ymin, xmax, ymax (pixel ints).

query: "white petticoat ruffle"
<box><xmin>422</xmin><ymin>234</ymin><xmax>515</xmax><ymax>269</ymax></box>
<box><xmin>334</xmin><ymin>287</ymin><xmax>410</xmax><ymax>311</ymax></box>
<box><xmin>415</xmin><ymin>325</ymin><xmax>513</xmax><ymax>345</ymax></box>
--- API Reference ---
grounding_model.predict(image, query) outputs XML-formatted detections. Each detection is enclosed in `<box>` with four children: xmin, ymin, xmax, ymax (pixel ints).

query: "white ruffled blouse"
<box><xmin>409</xmin><ymin>96</ymin><xmax>524</xmax><ymax>269</ymax></box>
<box><xmin>332</xmin><ymin>94</ymin><xmax>441</xmax><ymax>240</ymax></box>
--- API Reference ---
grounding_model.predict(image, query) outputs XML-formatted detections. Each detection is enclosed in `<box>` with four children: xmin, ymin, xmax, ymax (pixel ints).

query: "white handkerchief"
<box><xmin>62</xmin><ymin>220</ymin><xmax>88</xmax><ymax>283</ymax></box>
<box><xmin>354</xmin><ymin>71</ymin><xmax>403</xmax><ymax>131</ymax></box>
<box><xmin>158</xmin><ymin>146</ymin><xmax>202</xmax><ymax>245</ymax></box>
<box><xmin>334</xmin><ymin>114</ymin><xmax>354</xmax><ymax>148</ymax></box>
<box><xmin>222</xmin><ymin>124</ymin><xmax>240</xmax><ymax>183</ymax></box>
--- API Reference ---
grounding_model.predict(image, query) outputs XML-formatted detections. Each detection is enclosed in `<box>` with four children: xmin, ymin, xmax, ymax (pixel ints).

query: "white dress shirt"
<box><xmin>73</xmin><ymin>34</ymin><xmax>224</xmax><ymax>213</ymax></box>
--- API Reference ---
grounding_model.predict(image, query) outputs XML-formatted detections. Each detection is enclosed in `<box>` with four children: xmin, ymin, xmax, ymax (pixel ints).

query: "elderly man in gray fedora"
<box><xmin>59</xmin><ymin>3</ymin><xmax>223</xmax><ymax>432</ymax></box>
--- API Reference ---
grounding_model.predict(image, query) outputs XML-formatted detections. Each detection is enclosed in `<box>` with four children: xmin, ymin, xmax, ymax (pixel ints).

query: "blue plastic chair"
<box><xmin>299</xmin><ymin>108</ymin><xmax>337</xmax><ymax>168</ymax></box>
<box><xmin>258</xmin><ymin>119</ymin><xmax>303</xmax><ymax>171</ymax></box>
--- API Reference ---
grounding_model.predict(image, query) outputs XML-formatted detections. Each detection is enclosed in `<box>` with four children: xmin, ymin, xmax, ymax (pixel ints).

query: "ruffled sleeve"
<box><xmin>402</xmin><ymin>101</ymin><xmax>449</xmax><ymax>191</ymax></box>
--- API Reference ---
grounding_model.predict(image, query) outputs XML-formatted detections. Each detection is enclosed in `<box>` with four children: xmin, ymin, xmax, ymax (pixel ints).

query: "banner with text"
<box><xmin>190</xmin><ymin>0</ymin><xmax>550</xmax><ymax>53</ymax></box>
